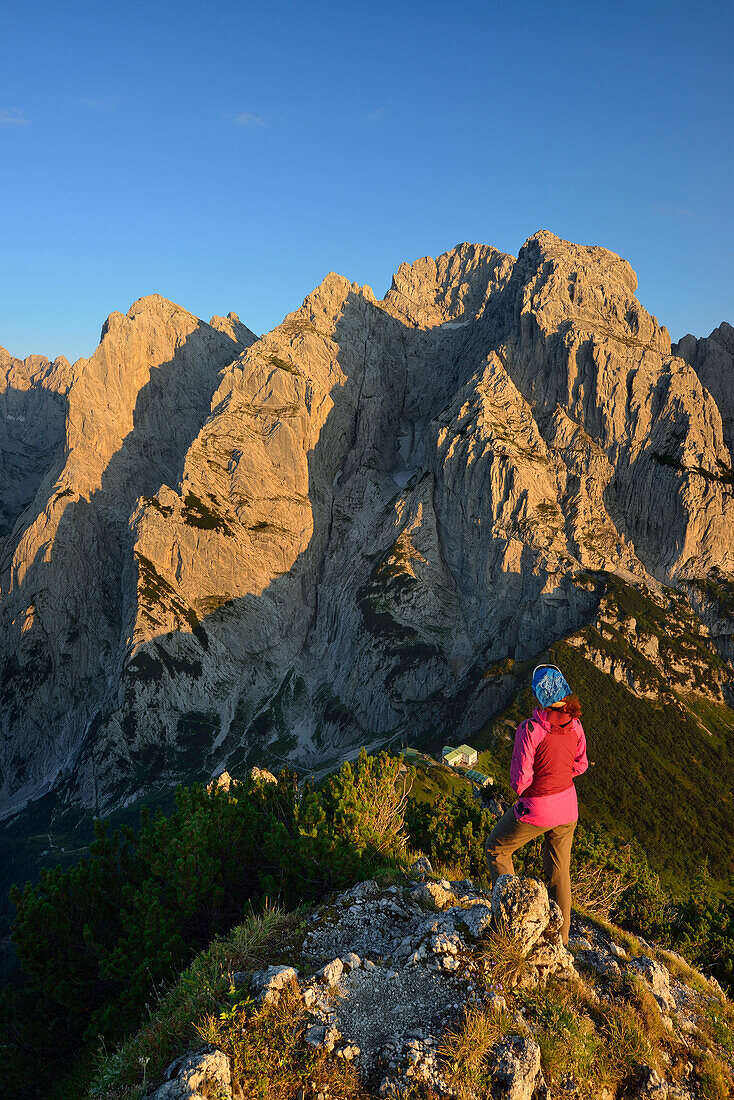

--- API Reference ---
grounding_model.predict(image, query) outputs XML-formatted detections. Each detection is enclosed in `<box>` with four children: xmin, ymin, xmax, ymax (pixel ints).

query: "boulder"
<box><xmin>490</xmin><ymin>1035</ymin><xmax>544</xmax><ymax>1100</ymax></box>
<box><xmin>316</xmin><ymin>958</ymin><xmax>344</xmax><ymax>986</ymax></box>
<box><xmin>523</xmin><ymin>938</ymin><xmax>575</xmax><ymax>984</ymax></box>
<box><xmin>491</xmin><ymin>875</ymin><xmax>551</xmax><ymax>953</ymax></box>
<box><xmin>250</xmin><ymin>766</ymin><xmax>277</xmax><ymax>785</ymax></box>
<box><xmin>414</xmin><ymin>881</ymin><xmax>456</xmax><ymax>910</ymax></box>
<box><xmin>411</xmin><ymin>856</ymin><xmax>433</xmax><ymax>877</ymax></box>
<box><xmin>250</xmin><ymin>964</ymin><xmax>298</xmax><ymax>1005</ymax></box>
<box><xmin>151</xmin><ymin>1047</ymin><xmax>231</xmax><ymax>1099</ymax></box>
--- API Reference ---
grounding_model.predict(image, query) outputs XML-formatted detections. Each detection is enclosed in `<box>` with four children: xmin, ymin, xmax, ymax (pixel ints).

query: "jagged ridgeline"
<box><xmin>0</xmin><ymin>233</ymin><xmax>733</xmax><ymax>855</ymax></box>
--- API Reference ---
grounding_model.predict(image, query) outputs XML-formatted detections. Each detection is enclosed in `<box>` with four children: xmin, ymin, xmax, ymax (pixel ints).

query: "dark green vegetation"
<box><xmin>356</xmin><ymin>542</ymin><xmax>443</xmax><ymax>678</ymax></box>
<box><xmin>2</xmin><ymin>752</ymin><xmax>409</xmax><ymax>1096</ymax></box>
<box><xmin>3</xmin><ymin>749</ymin><xmax>734</xmax><ymax>1098</ymax></box>
<box><xmin>125</xmin><ymin>639</ymin><xmax>203</xmax><ymax>683</ymax></box>
<box><xmin>134</xmin><ymin>552</ymin><xmax>199</xmax><ymax>634</ymax></box>
<box><xmin>181</xmin><ymin>491</ymin><xmax>234</xmax><ymax>535</ymax></box>
<box><xmin>687</xmin><ymin>567</ymin><xmax>734</xmax><ymax>620</ymax></box>
<box><xmin>269</xmin><ymin>352</ymin><xmax>301</xmax><ymax>376</ymax></box>
<box><xmin>406</xmin><ymin>763</ymin><xmax>491</xmax><ymax>877</ymax></box>
<box><xmin>650</xmin><ymin>452</ymin><xmax>734</xmax><ymax>487</ymax></box>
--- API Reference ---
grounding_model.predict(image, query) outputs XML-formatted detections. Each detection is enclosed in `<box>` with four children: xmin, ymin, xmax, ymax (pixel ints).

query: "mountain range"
<box><xmin>1</xmin><ymin>230</ymin><xmax>733</xmax><ymax>827</ymax></box>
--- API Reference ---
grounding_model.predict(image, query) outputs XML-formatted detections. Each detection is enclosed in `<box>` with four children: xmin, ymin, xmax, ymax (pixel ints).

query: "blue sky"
<box><xmin>1</xmin><ymin>0</ymin><xmax>732</xmax><ymax>362</ymax></box>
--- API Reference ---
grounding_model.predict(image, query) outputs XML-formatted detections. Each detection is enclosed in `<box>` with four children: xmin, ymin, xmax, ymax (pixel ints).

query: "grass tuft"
<box><xmin>696</xmin><ymin>1050</ymin><xmax>734</xmax><ymax>1100</ymax></box>
<box><xmin>520</xmin><ymin>982</ymin><xmax>600</xmax><ymax>1089</ymax></box>
<box><xmin>436</xmin><ymin>1004</ymin><xmax>514</xmax><ymax>1097</ymax></box>
<box><xmin>478</xmin><ymin>921</ymin><xmax>530</xmax><ymax>990</ymax></box>
<box><xmin>598</xmin><ymin>1001</ymin><xmax>654</xmax><ymax>1083</ymax></box>
<box><xmin>196</xmin><ymin>984</ymin><xmax>369</xmax><ymax>1100</ymax></box>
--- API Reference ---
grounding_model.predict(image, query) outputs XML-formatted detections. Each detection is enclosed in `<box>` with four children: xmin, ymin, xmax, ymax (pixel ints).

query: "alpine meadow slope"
<box><xmin>0</xmin><ymin>231</ymin><xmax>732</xmax><ymax>834</ymax></box>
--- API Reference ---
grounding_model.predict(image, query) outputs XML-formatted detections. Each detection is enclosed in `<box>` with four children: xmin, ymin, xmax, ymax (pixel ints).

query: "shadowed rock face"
<box><xmin>0</xmin><ymin>233</ymin><xmax>732</xmax><ymax>815</ymax></box>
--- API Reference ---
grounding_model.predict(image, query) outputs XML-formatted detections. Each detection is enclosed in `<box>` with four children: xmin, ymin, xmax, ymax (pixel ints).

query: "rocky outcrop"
<box><xmin>145</xmin><ymin>871</ymin><xmax>732</xmax><ymax>1100</ymax></box>
<box><xmin>0</xmin><ymin>234</ymin><xmax>733</xmax><ymax>817</ymax></box>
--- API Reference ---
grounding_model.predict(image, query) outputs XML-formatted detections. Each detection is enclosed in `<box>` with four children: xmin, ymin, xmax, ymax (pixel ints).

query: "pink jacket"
<box><xmin>510</xmin><ymin>707</ymin><xmax>588</xmax><ymax>827</ymax></box>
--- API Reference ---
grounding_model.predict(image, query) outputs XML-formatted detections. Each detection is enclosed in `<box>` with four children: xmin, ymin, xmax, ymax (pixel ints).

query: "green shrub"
<box><xmin>405</xmin><ymin>781</ymin><xmax>492</xmax><ymax>878</ymax></box>
<box><xmin>670</xmin><ymin>875</ymin><xmax>734</xmax><ymax>992</ymax></box>
<box><xmin>7</xmin><ymin>752</ymin><xmax>409</xmax><ymax>1057</ymax></box>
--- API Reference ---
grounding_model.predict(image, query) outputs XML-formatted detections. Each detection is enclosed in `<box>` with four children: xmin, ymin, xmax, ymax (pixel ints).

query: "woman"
<box><xmin>485</xmin><ymin>664</ymin><xmax>588</xmax><ymax>945</ymax></box>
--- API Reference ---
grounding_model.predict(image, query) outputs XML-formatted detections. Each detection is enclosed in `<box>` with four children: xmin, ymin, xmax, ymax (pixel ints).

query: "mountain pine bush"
<box><xmin>6</xmin><ymin>751</ymin><xmax>409</xmax><ymax>1054</ymax></box>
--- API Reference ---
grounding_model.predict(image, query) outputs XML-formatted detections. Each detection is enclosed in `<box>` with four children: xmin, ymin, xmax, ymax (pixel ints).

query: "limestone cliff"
<box><xmin>0</xmin><ymin>234</ymin><xmax>732</xmax><ymax>816</ymax></box>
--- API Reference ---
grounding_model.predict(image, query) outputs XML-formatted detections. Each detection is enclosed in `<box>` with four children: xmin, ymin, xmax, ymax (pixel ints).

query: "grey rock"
<box><xmin>523</xmin><ymin>938</ymin><xmax>575</xmax><ymax>984</ymax></box>
<box><xmin>575</xmin><ymin>949</ymin><xmax>622</xmax><ymax>981</ymax></box>
<box><xmin>317</xmin><ymin>958</ymin><xmax>344</xmax><ymax>986</ymax></box>
<box><xmin>250</xmin><ymin>964</ymin><xmax>298</xmax><ymax>1004</ymax></box>
<box><xmin>491</xmin><ymin>1035</ymin><xmax>543</xmax><ymax>1100</ymax></box>
<box><xmin>346</xmin><ymin>880</ymin><xmax>381</xmax><ymax>900</ymax></box>
<box><xmin>448</xmin><ymin>902</ymin><xmax>494</xmax><ymax>940</ymax></box>
<box><xmin>546</xmin><ymin>900</ymin><xmax>564</xmax><ymax>934</ymax></box>
<box><xmin>633</xmin><ymin>1064</ymin><xmax>694</xmax><ymax>1098</ymax></box>
<box><xmin>492</xmin><ymin>875</ymin><xmax>550</xmax><ymax>953</ymax></box>
<box><xmin>304</xmin><ymin>1023</ymin><xmax>327</xmax><ymax>1048</ymax></box>
<box><xmin>414</xmin><ymin>881</ymin><xmax>456</xmax><ymax>910</ymax></box>
<box><xmin>150</xmin><ymin>1047</ymin><xmax>231</xmax><ymax>1099</ymax></box>
<box><xmin>629</xmin><ymin>956</ymin><xmax>676</xmax><ymax>1011</ymax></box>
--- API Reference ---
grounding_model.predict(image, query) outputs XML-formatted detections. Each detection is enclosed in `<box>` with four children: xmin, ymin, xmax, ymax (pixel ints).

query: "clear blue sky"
<box><xmin>1</xmin><ymin>0</ymin><xmax>732</xmax><ymax>363</ymax></box>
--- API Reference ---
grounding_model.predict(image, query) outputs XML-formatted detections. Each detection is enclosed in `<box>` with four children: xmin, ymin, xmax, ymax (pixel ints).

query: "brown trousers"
<box><xmin>485</xmin><ymin>808</ymin><xmax>576</xmax><ymax>944</ymax></box>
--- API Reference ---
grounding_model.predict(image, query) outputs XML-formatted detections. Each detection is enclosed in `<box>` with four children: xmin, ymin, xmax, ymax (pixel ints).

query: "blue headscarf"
<box><xmin>532</xmin><ymin>664</ymin><xmax>571</xmax><ymax>708</ymax></box>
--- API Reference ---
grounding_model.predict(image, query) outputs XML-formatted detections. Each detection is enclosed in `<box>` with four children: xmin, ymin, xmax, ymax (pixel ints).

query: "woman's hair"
<box><xmin>554</xmin><ymin>693</ymin><xmax>582</xmax><ymax>719</ymax></box>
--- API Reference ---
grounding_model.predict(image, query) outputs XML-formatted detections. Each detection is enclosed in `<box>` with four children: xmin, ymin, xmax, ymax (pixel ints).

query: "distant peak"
<box><xmin>126</xmin><ymin>294</ymin><xmax>196</xmax><ymax>321</ymax></box>
<box><xmin>296</xmin><ymin>271</ymin><xmax>368</xmax><ymax>328</ymax></box>
<box><xmin>209</xmin><ymin>312</ymin><xmax>258</xmax><ymax>349</ymax></box>
<box><xmin>382</xmin><ymin>242</ymin><xmax>514</xmax><ymax>328</ymax></box>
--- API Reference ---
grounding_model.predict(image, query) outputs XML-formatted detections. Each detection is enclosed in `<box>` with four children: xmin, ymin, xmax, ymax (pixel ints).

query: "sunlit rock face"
<box><xmin>675</xmin><ymin>321</ymin><xmax>734</xmax><ymax>465</ymax></box>
<box><xmin>1</xmin><ymin>234</ymin><xmax>732</xmax><ymax>814</ymax></box>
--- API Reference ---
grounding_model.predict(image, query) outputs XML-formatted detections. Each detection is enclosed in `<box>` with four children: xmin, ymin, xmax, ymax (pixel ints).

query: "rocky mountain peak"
<box><xmin>100</xmin><ymin>293</ymin><xmax>206</xmax><ymax>342</ymax></box>
<box><xmin>518</xmin><ymin>229</ymin><xmax>639</xmax><ymax>294</ymax></box>
<box><xmin>510</xmin><ymin>229</ymin><xmax>671</xmax><ymax>357</ymax></box>
<box><xmin>296</xmin><ymin>271</ymin><xmax>374</xmax><ymax>331</ymax></box>
<box><xmin>209</xmin><ymin>310</ymin><xmax>257</xmax><ymax>347</ymax></box>
<box><xmin>382</xmin><ymin>241</ymin><xmax>514</xmax><ymax>328</ymax></box>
